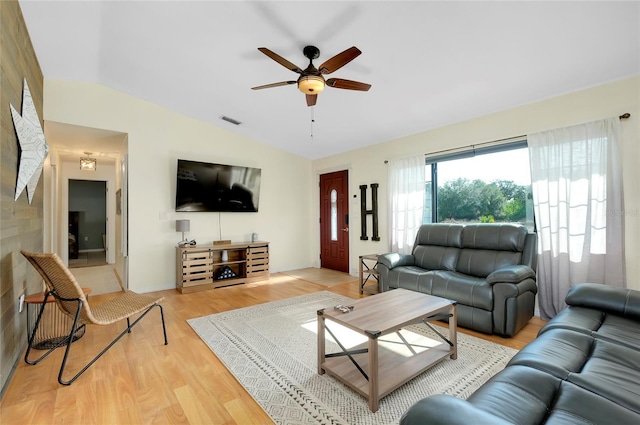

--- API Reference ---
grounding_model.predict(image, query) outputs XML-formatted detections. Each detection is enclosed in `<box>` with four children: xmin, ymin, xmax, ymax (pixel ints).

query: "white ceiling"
<box><xmin>19</xmin><ymin>1</ymin><xmax>640</xmax><ymax>160</ymax></box>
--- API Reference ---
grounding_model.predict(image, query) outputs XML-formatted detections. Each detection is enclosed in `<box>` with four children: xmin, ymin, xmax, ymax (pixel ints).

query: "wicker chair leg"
<box><xmin>58</xmin><ymin>302</ymin><xmax>168</xmax><ymax>385</ymax></box>
<box><xmin>57</xmin><ymin>301</ymin><xmax>85</xmax><ymax>385</ymax></box>
<box><xmin>158</xmin><ymin>304</ymin><xmax>168</xmax><ymax>345</ymax></box>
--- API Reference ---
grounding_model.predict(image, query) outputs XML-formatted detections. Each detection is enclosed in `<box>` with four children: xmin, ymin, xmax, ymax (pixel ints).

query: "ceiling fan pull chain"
<box><xmin>310</xmin><ymin>107</ymin><xmax>315</xmax><ymax>141</ymax></box>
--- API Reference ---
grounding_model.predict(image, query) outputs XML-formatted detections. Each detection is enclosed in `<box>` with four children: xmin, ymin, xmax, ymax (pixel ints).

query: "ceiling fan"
<box><xmin>251</xmin><ymin>45</ymin><xmax>371</xmax><ymax>107</ymax></box>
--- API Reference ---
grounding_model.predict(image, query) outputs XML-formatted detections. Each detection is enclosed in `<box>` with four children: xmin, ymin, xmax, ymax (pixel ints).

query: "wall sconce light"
<box><xmin>80</xmin><ymin>152</ymin><xmax>97</xmax><ymax>171</ymax></box>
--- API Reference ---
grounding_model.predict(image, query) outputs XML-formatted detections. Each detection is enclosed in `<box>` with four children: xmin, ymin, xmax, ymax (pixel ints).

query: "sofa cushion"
<box><xmin>469</xmin><ymin>361</ymin><xmax>640</xmax><ymax>424</ymax></box>
<box><xmin>386</xmin><ymin>266</ymin><xmax>436</xmax><ymax>293</ymax></box>
<box><xmin>466</xmin><ymin>365</ymin><xmax>561</xmax><ymax>424</ymax></box>
<box><xmin>508</xmin><ymin>328</ymin><xmax>595</xmax><ymax>379</ymax></box>
<box><xmin>548</xmin><ymin>380</ymin><xmax>640</xmax><ymax>425</ymax></box>
<box><xmin>400</xmin><ymin>394</ymin><xmax>513</xmax><ymax>425</ymax></box>
<box><xmin>540</xmin><ymin>306</ymin><xmax>640</xmax><ymax>351</ymax></box>
<box><xmin>412</xmin><ymin>245</ymin><xmax>460</xmax><ymax>271</ymax></box>
<box><xmin>412</xmin><ymin>224</ymin><xmax>463</xmax><ymax>271</ymax></box>
<box><xmin>386</xmin><ymin>268</ymin><xmax>493</xmax><ymax>312</ymax></box>
<box><xmin>461</xmin><ymin>223</ymin><xmax>528</xmax><ymax>251</ymax></box>
<box><xmin>568</xmin><ymin>339</ymin><xmax>640</xmax><ymax>414</ymax></box>
<box><xmin>431</xmin><ymin>271</ymin><xmax>493</xmax><ymax>311</ymax></box>
<box><xmin>539</xmin><ymin>306</ymin><xmax>604</xmax><ymax>335</ymax></box>
<box><xmin>414</xmin><ymin>223</ymin><xmax>463</xmax><ymax>247</ymax></box>
<box><xmin>565</xmin><ymin>282</ymin><xmax>640</xmax><ymax>321</ymax></box>
<box><xmin>509</xmin><ymin>327</ymin><xmax>640</xmax><ymax>414</ymax></box>
<box><xmin>456</xmin><ymin>248</ymin><xmax>524</xmax><ymax>278</ymax></box>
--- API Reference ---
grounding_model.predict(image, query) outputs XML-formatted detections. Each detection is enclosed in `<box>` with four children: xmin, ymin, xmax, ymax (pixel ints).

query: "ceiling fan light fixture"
<box><xmin>298</xmin><ymin>75</ymin><xmax>325</xmax><ymax>94</ymax></box>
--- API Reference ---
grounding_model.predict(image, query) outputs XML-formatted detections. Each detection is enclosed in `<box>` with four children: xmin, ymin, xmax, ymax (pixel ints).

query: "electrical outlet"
<box><xmin>84</xmin><ymin>236</ymin><xmax>89</xmax><ymax>241</ymax></box>
<box><xmin>19</xmin><ymin>294</ymin><xmax>25</xmax><ymax>313</ymax></box>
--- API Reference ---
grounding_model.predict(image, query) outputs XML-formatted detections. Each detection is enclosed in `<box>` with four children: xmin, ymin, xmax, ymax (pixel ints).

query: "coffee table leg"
<box><xmin>368</xmin><ymin>336</ymin><xmax>379</xmax><ymax>412</ymax></box>
<box><xmin>317</xmin><ymin>310</ymin><xmax>326</xmax><ymax>375</ymax></box>
<box><xmin>449</xmin><ymin>303</ymin><xmax>457</xmax><ymax>360</ymax></box>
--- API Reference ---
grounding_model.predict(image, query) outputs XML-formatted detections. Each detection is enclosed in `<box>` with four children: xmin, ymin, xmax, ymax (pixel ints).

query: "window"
<box><xmin>425</xmin><ymin>141</ymin><xmax>534</xmax><ymax>231</ymax></box>
<box><xmin>330</xmin><ymin>189</ymin><xmax>338</xmax><ymax>241</ymax></box>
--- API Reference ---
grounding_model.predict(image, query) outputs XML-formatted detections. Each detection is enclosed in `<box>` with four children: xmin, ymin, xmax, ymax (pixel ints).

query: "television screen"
<box><xmin>175</xmin><ymin>159</ymin><xmax>261</xmax><ymax>212</ymax></box>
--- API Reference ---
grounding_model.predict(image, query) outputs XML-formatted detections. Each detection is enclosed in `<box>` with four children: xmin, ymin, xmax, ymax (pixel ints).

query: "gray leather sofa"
<box><xmin>377</xmin><ymin>223</ymin><xmax>537</xmax><ymax>336</ymax></box>
<box><xmin>400</xmin><ymin>283</ymin><xmax>640</xmax><ymax>424</ymax></box>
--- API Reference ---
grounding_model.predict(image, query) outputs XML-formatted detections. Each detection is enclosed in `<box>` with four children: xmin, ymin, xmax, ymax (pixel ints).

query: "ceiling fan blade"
<box><xmin>258</xmin><ymin>47</ymin><xmax>303</xmax><ymax>74</ymax></box>
<box><xmin>306</xmin><ymin>94</ymin><xmax>317</xmax><ymax>107</ymax></box>
<box><xmin>251</xmin><ymin>81</ymin><xmax>297</xmax><ymax>90</ymax></box>
<box><xmin>326</xmin><ymin>78</ymin><xmax>371</xmax><ymax>91</ymax></box>
<box><xmin>318</xmin><ymin>46</ymin><xmax>361</xmax><ymax>74</ymax></box>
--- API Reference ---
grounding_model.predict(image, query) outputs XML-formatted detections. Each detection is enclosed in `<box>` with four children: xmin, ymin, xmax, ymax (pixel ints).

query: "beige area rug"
<box><xmin>280</xmin><ymin>268</ymin><xmax>356</xmax><ymax>287</ymax></box>
<box><xmin>188</xmin><ymin>291</ymin><xmax>517</xmax><ymax>425</ymax></box>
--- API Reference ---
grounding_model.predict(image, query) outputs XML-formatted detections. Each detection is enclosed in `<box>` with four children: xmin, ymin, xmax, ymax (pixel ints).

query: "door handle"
<box><xmin>342</xmin><ymin>227</ymin><xmax>349</xmax><ymax>232</ymax></box>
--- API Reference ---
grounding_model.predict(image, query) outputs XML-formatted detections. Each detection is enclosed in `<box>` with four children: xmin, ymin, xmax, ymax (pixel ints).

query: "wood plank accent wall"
<box><xmin>0</xmin><ymin>0</ymin><xmax>45</xmax><ymax>394</ymax></box>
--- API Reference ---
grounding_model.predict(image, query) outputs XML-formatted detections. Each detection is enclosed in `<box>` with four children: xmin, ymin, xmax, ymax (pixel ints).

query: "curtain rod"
<box><xmin>383</xmin><ymin>113</ymin><xmax>631</xmax><ymax>164</ymax></box>
<box><xmin>383</xmin><ymin>135</ymin><xmax>524</xmax><ymax>164</ymax></box>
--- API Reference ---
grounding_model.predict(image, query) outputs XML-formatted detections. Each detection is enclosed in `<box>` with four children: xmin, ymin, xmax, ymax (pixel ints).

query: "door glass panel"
<box><xmin>331</xmin><ymin>189</ymin><xmax>338</xmax><ymax>241</ymax></box>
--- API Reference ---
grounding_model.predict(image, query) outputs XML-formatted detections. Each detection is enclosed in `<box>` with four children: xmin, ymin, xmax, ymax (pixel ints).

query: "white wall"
<box><xmin>43</xmin><ymin>76</ymin><xmax>640</xmax><ymax>293</ymax></box>
<box><xmin>313</xmin><ymin>76</ymin><xmax>640</xmax><ymax>290</ymax></box>
<box><xmin>44</xmin><ymin>80</ymin><xmax>315</xmax><ymax>293</ymax></box>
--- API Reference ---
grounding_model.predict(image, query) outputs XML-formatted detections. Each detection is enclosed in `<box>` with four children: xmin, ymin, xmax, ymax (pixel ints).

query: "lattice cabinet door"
<box><xmin>176</xmin><ymin>248</ymin><xmax>214</xmax><ymax>291</ymax></box>
<box><xmin>246</xmin><ymin>243</ymin><xmax>269</xmax><ymax>281</ymax></box>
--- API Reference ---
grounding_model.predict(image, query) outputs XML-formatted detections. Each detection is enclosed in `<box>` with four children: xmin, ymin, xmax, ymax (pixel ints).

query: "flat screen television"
<box><xmin>175</xmin><ymin>159</ymin><xmax>261</xmax><ymax>212</ymax></box>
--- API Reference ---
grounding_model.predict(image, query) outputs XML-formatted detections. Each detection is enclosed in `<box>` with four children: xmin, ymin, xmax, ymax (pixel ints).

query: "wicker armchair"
<box><xmin>21</xmin><ymin>250</ymin><xmax>168</xmax><ymax>385</ymax></box>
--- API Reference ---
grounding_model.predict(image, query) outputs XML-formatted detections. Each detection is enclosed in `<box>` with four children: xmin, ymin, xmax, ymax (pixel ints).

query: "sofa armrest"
<box><xmin>487</xmin><ymin>265</ymin><xmax>536</xmax><ymax>285</ymax></box>
<box><xmin>490</xmin><ymin>270</ymin><xmax>538</xmax><ymax>336</ymax></box>
<box><xmin>400</xmin><ymin>395</ymin><xmax>512</xmax><ymax>425</ymax></box>
<box><xmin>565</xmin><ymin>283</ymin><xmax>640</xmax><ymax>321</ymax></box>
<box><xmin>376</xmin><ymin>252</ymin><xmax>414</xmax><ymax>270</ymax></box>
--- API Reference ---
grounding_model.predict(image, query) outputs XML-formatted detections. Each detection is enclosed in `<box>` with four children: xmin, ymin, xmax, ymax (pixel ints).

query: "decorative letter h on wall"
<box><xmin>359</xmin><ymin>184</ymin><xmax>380</xmax><ymax>241</ymax></box>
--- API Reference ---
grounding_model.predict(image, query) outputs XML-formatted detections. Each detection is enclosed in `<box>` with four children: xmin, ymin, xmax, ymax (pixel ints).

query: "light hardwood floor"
<box><xmin>0</xmin><ymin>270</ymin><xmax>545</xmax><ymax>425</ymax></box>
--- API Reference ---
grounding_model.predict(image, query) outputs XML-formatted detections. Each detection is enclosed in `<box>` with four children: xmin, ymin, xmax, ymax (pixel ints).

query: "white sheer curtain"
<box><xmin>528</xmin><ymin>117</ymin><xmax>625</xmax><ymax>320</ymax></box>
<box><xmin>387</xmin><ymin>156</ymin><xmax>425</xmax><ymax>254</ymax></box>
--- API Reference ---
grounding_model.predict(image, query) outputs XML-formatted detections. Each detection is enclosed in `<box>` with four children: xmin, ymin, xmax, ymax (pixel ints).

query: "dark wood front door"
<box><xmin>320</xmin><ymin>170</ymin><xmax>349</xmax><ymax>272</ymax></box>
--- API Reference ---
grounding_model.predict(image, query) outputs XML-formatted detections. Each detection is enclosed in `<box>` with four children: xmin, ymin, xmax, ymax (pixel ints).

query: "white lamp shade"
<box><xmin>176</xmin><ymin>219</ymin><xmax>190</xmax><ymax>232</ymax></box>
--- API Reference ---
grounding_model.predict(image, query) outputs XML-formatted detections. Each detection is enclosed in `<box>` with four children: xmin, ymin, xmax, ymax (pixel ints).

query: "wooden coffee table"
<box><xmin>317</xmin><ymin>288</ymin><xmax>457</xmax><ymax>412</ymax></box>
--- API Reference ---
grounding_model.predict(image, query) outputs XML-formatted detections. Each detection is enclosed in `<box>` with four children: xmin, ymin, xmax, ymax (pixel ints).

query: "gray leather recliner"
<box><xmin>377</xmin><ymin>223</ymin><xmax>538</xmax><ymax>336</ymax></box>
<box><xmin>400</xmin><ymin>283</ymin><xmax>640</xmax><ymax>425</ymax></box>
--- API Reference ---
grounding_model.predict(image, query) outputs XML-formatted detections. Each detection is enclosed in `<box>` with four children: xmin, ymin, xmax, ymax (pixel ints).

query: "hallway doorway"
<box><xmin>68</xmin><ymin>179</ymin><xmax>107</xmax><ymax>269</ymax></box>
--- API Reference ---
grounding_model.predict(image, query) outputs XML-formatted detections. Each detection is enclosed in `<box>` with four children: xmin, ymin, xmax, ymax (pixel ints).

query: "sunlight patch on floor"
<box><xmin>303</xmin><ymin>319</ymin><xmax>442</xmax><ymax>357</ymax></box>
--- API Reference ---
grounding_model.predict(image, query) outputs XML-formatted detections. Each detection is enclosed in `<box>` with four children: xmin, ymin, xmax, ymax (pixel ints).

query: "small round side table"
<box><xmin>25</xmin><ymin>288</ymin><xmax>92</xmax><ymax>350</ymax></box>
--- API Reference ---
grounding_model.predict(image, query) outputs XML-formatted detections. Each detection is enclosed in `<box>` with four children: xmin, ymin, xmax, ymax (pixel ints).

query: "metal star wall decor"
<box><xmin>10</xmin><ymin>79</ymin><xmax>49</xmax><ymax>204</ymax></box>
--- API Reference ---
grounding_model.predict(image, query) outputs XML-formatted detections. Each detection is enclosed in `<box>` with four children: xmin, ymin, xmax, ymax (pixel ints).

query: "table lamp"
<box><xmin>176</xmin><ymin>219</ymin><xmax>190</xmax><ymax>245</ymax></box>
